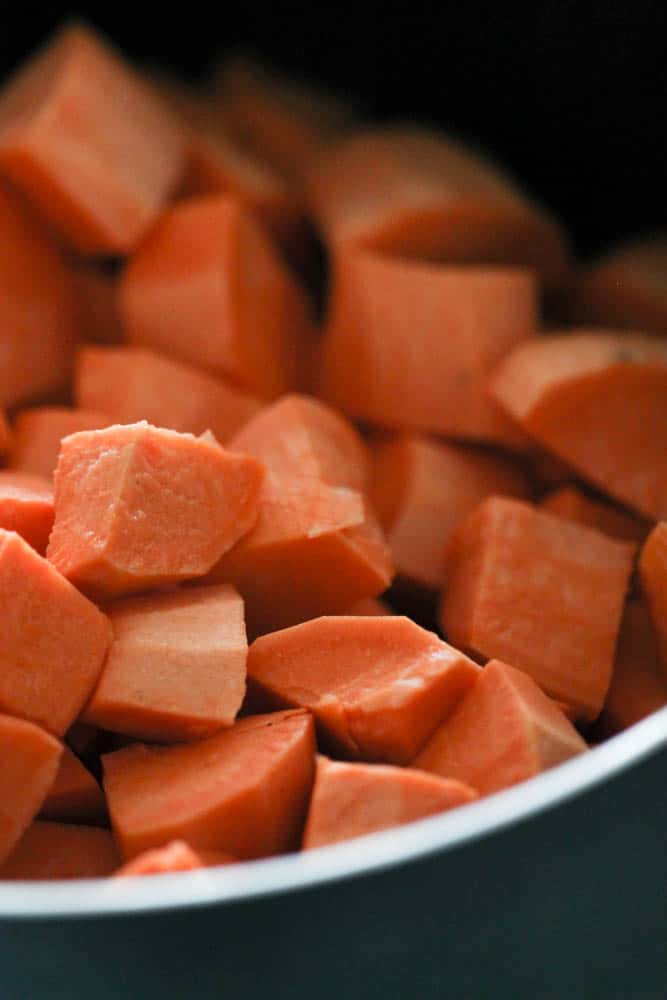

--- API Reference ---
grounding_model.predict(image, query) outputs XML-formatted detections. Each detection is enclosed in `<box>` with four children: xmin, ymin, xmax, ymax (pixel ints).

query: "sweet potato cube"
<box><xmin>540</xmin><ymin>486</ymin><xmax>649</xmax><ymax>544</ymax></box>
<box><xmin>0</xmin><ymin>528</ymin><xmax>112</xmax><ymax>735</ymax></box>
<box><xmin>83</xmin><ymin>584</ymin><xmax>247</xmax><ymax>742</ymax></box>
<box><xmin>415</xmin><ymin>660</ymin><xmax>587</xmax><ymax>794</ymax></box>
<box><xmin>204</xmin><ymin>474</ymin><xmax>393</xmax><ymax>635</ymax></box>
<box><xmin>120</xmin><ymin>195</ymin><xmax>313</xmax><ymax>399</ymax></box>
<box><xmin>0</xmin><ymin>23</ymin><xmax>185</xmax><ymax>254</ymax></box>
<box><xmin>47</xmin><ymin>422</ymin><xmax>264</xmax><ymax>598</ymax></box>
<box><xmin>491</xmin><ymin>331</ymin><xmax>667</xmax><ymax>520</ymax></box>
<box><xmin>0</xmin><ymin>714</ymin><xmax>63</xmax><ymax>865</ymax></box>
<box><xmin>9</xmin><ymin>407</ymin><xmax>111</xmax><ymax>479</ymax></box>
<box><xmin>247</xmin><ymin>615</ymin><xmax>480</xmax><ymax>764</ymax></box>
<box><xmin>302</xmin><ymin>756</ymin><xmax>477</xmax><ymax>849</ymax></box>
<box><xmin>320</xmin><ymin>252</ymin><xmax>536</xmax><ymax>448</ymax></box>
<box><xmin>75</xmin><ymin>346</ymin><xmax>260</xmax><ymax>443</ymax></box>
<box><xmin>440</xmin><ymin>496</ymin><xmax>635</xmax><ymax>720</ymax></box>
<box><xmin>0</xmin><ymin>470</ymin><xmax>54</xmax><ymax>553</ymax></box>
<box><xmin>103</xmin><ymin>709</ymin><xmax>316</xmax><ymax>860</ymax></box>
<box><xmin>0</xmin><ymin>822</ymin><xmax>119</xmax><ymax>879</ymax></box>
<box><xmin>598</xmin><ymin>600</ymin><xmax>667</xmax><ymax>735</ymax></box>
<box><xmin>229</xmin><ymin>393</ymin><xmax>368</xmax><ymax>491</ymax></box>
<box><xmin>370</xmin><ymin>434</ymin><xmax>531</xmax><ymax>591</ymax></box>
<box><xmin>0</xmin><ymin>182</ymin><xmax>77</xmax><ymax>409</ymax></box>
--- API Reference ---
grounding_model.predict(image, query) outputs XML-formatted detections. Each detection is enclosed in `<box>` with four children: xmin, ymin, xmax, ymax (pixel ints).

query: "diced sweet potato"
<box><xmin>76</xmin><ymin>346</ymin><xmax>261</xmax><ymax>442</ymax></box>
<box><xmin>320</xmin><ymin>252</ymin><xmax>536</xmax><ymax>448</ymax></box>
<box><xmin>0</xmin><ymin>181</ymin><xmax>77</xmax><ymax>409</ymax></box>
<box><xmin>639</xmin><ymin>523</ymin><xmax>667</xmax><ymax>674</ymax></box>
<box><xmin>540</xmin><ymin>486</ymin><xmax>649</xmax><ymax>544</ymax></box>
<box><xmin>440</xmin><ymin>497</ymin><xmax>635</xmax><ymax>720</ymax></box>
<box><xmin>0</xmin><ymin>410</ymin><xmax>10</xmax><ymax>456</ymax></box>
<box><xmin>39</xmin><ymin>747</ymin><xmax>107</xmax><ymax>825</ymax></box>
<box><xmin>0</xmin><ymin>822</ymin><xmax>119</xmax><ymax>879</ymax></box>
<box><xmin>0</xmin><ymin>714</ymin><xmax>63</xmax><ymax>865</ymax></box>
<box><xmin>0</xmin><ymin>528</ymin><xmax>112</xmax><ymax>735</ymax></box>
<box><xmin>114</xmin><ymin>840</ymin><xmax>236</xmax><ymax>876</ymax></box>
<box><xmin>204</xmin><ymin>474</ymin><xmax>393</xmax><ymax>635</ymax></box>
<box><xmin>0</xmin><ymin>470</ymin><xmax>54</xmax><ymax>553</ymax></box>
<box><xmin>491</xmin><ymin>331</ymin><xmax>667</xmax><ymax>520</ymax></box>
<box><xmin>103</xmin><ymin>709</ymin><xmax>316</xmax><ymax>860</ymax></box>
<box><xmin>415</xmin><ymin>660</ymin><xmax>587</xmax><ymax>795</ymax></box>
<box><xmin>302</xmin><ymin>756</ymin><xmax>476</xmax><ymax>849</ymax></box>
<box><xmin>120</xmin><ymin>196</ymin><xmax>314</xmax><ymax>399</ymax></box>
<box><xmin>229</xmin><ymin>393</ymin><xmax>368</xmax><ymax>491</ymax></box>
<box><xmin>598</xmin><ymin>600</ymin><xmax>667</xmax><ymax>735</ymax></box>
<box><xmin>9</xmin><ymin>407</ymin><xmax>111</xmax><ymax>479</ymax></box>
<box><xmin>567</xmin><ymin>236</ymin><xmax>667</xmax><ymax>335</ymax></box>
<box><xmin>370</xmin><ymin>434</ymin><xmax>531</xmax><ymax>591</ymax></box>
<box><xmin>344</xmin><ymin>596</ymin><xmax>393</xmax><ymax>616</ymax></box>
<box><xmin>305</xmin><ymin>128</ymin><xmax>569</xmax><ymax>285</ymax></box>
<box><xmin>247</xmin><ymin>616</ymin><xmax>480</xmax><ymax>764</ymax></box>
<box><xmin>84</xmin><ymin>585</ymin><xmax>247</xmax><ymax>742</ymax></box>
<box><xmin>47</xmin><ymin>422</ymin><xmax>264</xmax><ymax>598</ymax></box>
<box><xmin>0</xmin><ymin>23</ymin><xmax>185</xmax><ymax>254</ymax></box>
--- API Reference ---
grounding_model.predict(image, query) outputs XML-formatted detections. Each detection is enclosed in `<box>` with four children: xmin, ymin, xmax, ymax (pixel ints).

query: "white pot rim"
<box><xmin>2</xmin><ymin>705</ymin><xmax>666</xmax><ymax>920</ymax></box>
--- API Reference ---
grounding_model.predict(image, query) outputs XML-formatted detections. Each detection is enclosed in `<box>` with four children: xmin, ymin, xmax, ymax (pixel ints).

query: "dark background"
<box><xmin>0</xmin><ymin>2</ymin><xmax>665</xmax><ymax>258</ymax></box>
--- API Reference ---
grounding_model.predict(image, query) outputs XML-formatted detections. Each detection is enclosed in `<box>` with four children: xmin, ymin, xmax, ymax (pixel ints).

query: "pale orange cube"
<box><xmin>9</xmin><ymin>406</ymin><xmax>111</xmax><ymax>479</ymax></box>
<box><xmin>0</xmin><ymin>714</ymin><xmax>63</xmax><ymax>865</ymax></box>
<box><xmin>415</xmin><ymin>660</ymin><xmax>587</xmax><ymax>795</ymax></box>
<box><xmin>0</xmin><ymin>822</ymin><xmax>119</xmax><ymax>879</ymax></box>
<box><xmin>0</xmin><ymin>23</ymin><xmax>185</xmax><ymax>255</ymax></box>
<box><xmin>39</xmin><ymin>746</ymin><xmax>107</xmax><ymax>826</ymax></box>
<box><xmin>75</xmin><ymin>346</ymin><xmax>261</xmax><ymax>443</ymax></box>
<box><xmin>0</xmin><ymin>470</ymin><xmax>54</xmax><ymax>553</ymax></box>
<box><xmin>247</xmin><ymin>615</ymin><xmax>480</xmax><ymax>764</ymax></box>
<box><xmin>302</xmin><ymin>756</ymin><xmax>476</xmax><ymax>849</ymax></box>
<box><xmin>47</xmin><ymin>422</ymin><xmax>264</xmax><ymax>598</ymax></box>
<box><xmin>84</xmin><ymin>585</ymin><xmax>247</xmax><ymax>742</ymax></box>
<box><xmin>0</xmin><ymin>528</ymin><xmax>112</xmax><ymax>736</ymax></box>
<box><xmin>120</xmin><ymin>195</ymin><xmax>314</xmax><ymax>399</ymax></box>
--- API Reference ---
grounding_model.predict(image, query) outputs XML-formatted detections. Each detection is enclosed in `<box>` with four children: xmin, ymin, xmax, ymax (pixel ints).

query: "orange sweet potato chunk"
<box><xmin>0</xmin><ymin>470</ymin><xmax>54</xmax><ymax>553</ymax></box>
<box><xmin>47</xmin><ymin>422</ymin><xmax>264</xmax><ymax>598</ymax></box>
<box><xmin>247</xmin><ymin>616</ymin><xmax>480</xmax><ymax>764</ymax></box>
<box><xmin>598</xmin><ymin>600</ymin><xmax>667</xmax><ymax>735</ymax></box>
<box><xmin>539</xmin><ymin>486</ymin><xmax>649</xmax><ymax>544</ymax></box>
<box><xmin>639</xmin><ymin>523</ymin><xmax>667</xmax><ymax>674</ymax></box>
<box><xmin>229</xmin><ymin>393</ymin><xmax>369</xmax><ymax>491</ymax></box>
<box><xmin>320</xmin><ymin>252</ymin><xmax>536</xmax><ymax>448</ymax></box>
<box><xmin>39</xmin><ymin>746</ymin><xmax>107</xmax><ymax>825</ymax></box>
<box><xmin>491</xmin><ymin>331</ymin><xmax>667</xmax><ymax>520</ymax></box>
<box><xmin>0</xmin><ymin>23</ymin><xmax>185</xmax><ymax>255</ymax></box>
<box><xmin>370</xmin><ymin>434</ymin><xmax>531</xmax><ymax>591</ymax></box>
<box><xmin>120</xmin><ymin>195</ymin><xmax>314</xmax><ymax>399</ymax></box>
<box><xmin>114</xmin><ymin>840</ymin><xmax>236</xmax><ymax>876</ymax></box>
<box><xmin>204</xmin><ymin>474</ymin><xmax>393</xmax><ymax>635</ymax></box>
<box><xmin>344</xmin><ymin>596</ymin><xmax>394</xmax><ymax>616</ymax></box>
<box><xmin>415</xmin><ymin>660</ymin><xmax>587</xmax><ymax>795</ymax></box>
<box><xmin>0</xmin><ymin>714</ymin><xmax>63</xmax><ymax>865</ymax></box>
<box><xmin>0</xmin><ymin>822</ymin><xmax>119</xmax><ymax>879</ymax></box>
<box><xmin>83</xmin><ymin>584</ymin><xmax>247</xmax><ymax>742</ymax></box>
<box><xmin>302</xmin><ymin>756</ymin><xmax>477</xmax><ymax>849</ymax></box>
<box><xmin>305</xmin><ymin>128</ymin><xmax>569</xmax><ymax>285</ymax></box>
<box><xmin>76</xmin><ymin>346</ymin><xmax>261</xmax><ymax>443</ymax></box>
<box><xmin>440</xmin><ymin>496</ymin><xmax>635</xmax><ymax>720</ymax></box>
<box><xmin>0</xmin><ymin>529</ymin><xmax>112</xmax><ymax>736</ymax></box>
<box><xmin>567</xmin><ymin>236</ymin><xmax>667</xmax><ymax>335</ymax></box>
<box><xmin>9</xmin><ymin>407</ymin><xmax>111</xmax><ymax>480</ymax></box>
<box><xmin>0</xmin><ymin>182</ymin><xmax>78</xmax><ymax>409</ymax></box>
<box><xmin>103</xmin><ymin>709</ymin><xmax>316</xmax><ymax>860</ymax></box>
